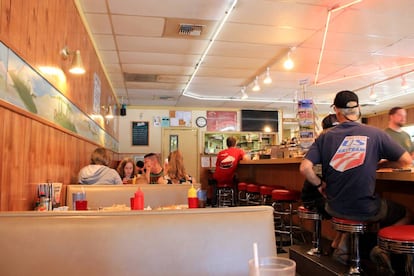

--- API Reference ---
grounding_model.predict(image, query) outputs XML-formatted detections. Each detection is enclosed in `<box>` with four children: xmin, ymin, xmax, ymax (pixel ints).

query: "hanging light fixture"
<box><xmin>263</xmin><ymin>67</ymin><xmax>272</xmax><ymax>84</ymax></box>
<box><xmin>283</xmin><ymin>51</ymin><xmax>294</xmax><ymax>70</ymax></box>
<box><xmin>252</xmin><ymin>76</ymin><xmax>260</xmax><ymax>91</ymax></box>
<box><xmin>241</xmin><ymin>86</ymin><xmax>248</xmax><ymax>99</ymax></box>
<box><xmin>61</xmin><ymin>47</ymin><xmax>86</xmax><ymax>75</ymax></box>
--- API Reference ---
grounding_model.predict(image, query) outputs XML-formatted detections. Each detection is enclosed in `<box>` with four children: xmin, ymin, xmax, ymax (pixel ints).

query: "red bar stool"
<box><xmin>246</xmin><ymin>184</ymin><xmax>260</xmax><ymax>205</ymax></box>
<box><xmin>297</xmin><ymin>205</ymin><xmax>323</xmax><ymax>256</ymax></box>
<box><xmin>216</xmin><ymin>183</ymin><xmax>234</xmax><ymax>207</ymax></box>
<box><xmin>259</xmin><ymin>185</ymin><xmax>274</xmax><ymax>205</ymax></box>
<box><xmin>378</xmin><ymin>225</ymin><xmax>414</xmax><ymax>275</ymax></box>
<box><xmin>237</xmin><ymin>182</ymin><xmax>248</xmax><ymax>206</ymax></box>
<box><xmin>272</xmin><ymin>189</ymin><xmax>301</xmax><ymax>252</ymax></box>
<box><xmin>332</xmin><ymin>217</ymin><xmax>379</xmax><ymax>275</ymax></box>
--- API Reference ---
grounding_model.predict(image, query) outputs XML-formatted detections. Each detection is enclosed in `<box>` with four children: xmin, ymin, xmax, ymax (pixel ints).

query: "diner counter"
<box><xmin>376</xmin><ymin>169</ymin><xmax>414</xmax><ymax>181</ymax></box>
<box><xmin>239</xmin><ymin>157</ymin><xmax>303</xmax><ymax>165</ymax></box>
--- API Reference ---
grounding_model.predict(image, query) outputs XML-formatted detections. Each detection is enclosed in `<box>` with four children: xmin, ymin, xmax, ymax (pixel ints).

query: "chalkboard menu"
<box><xmin>132</xmin><ymin>121</ymin><xmax>149</xmax><ymax>146</ymax></box>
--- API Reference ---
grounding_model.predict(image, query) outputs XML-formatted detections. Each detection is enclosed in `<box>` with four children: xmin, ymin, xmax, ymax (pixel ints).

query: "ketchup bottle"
<box><xmin>134</xmin><ymin>187</ymin><xmax>144</xmax><ymax>210</ymax></box>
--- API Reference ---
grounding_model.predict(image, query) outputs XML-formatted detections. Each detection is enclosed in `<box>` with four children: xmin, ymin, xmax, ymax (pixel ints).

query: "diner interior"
<box><xmin>1</xmin><ymin>0</ymin><xmax>414</xmax><ymax>275</ymax></box>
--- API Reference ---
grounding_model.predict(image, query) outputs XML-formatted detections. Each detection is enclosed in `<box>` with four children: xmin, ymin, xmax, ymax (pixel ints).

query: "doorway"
<box><xmin>161</xmin><ymin>128</ymin><xmax>199</xmax><ymax>183</ymax></box>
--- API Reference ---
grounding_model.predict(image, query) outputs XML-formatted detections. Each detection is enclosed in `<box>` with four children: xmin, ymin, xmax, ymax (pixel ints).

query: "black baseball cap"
<box><xmin>333</xmin><ymin>90</ymin><xmax>359</xmax><ymax>108</ymax></box>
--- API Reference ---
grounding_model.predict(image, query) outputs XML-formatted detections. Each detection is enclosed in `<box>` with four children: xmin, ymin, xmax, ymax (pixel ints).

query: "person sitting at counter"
<box><xmin>117</xmin><ymin>157</ymin><xmax>137</xmax><ymax>184</ymax></box>
<box><xmin>144</xmin><ymin>153</ymin><xmax>165</xmax><ymax>184</ymax></box>
<box><xmin>385</xmin><ymin>106</ymin><xmax>414</xmax><ymax>158</ymax></box>
<box><xmin>299</xmin><ymin>90</ymin><xmax>413</xmax><ymax>273</ymax></box>
<box><xmin>78</xmin><ymin>147</ymin><xmax>122</xmax><ymax>185</ymax></box>
<box><xmin>213</xmin><ymin>136</ymin><xmax>249</xmax><ymax>185</ymax></box>
<box><xmin>164</xmin><ymin>150</ymin><xmax>192</xmax><ymax>184</ymax></box>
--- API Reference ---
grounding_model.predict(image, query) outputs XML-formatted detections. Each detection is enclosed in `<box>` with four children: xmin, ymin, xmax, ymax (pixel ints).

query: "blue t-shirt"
<box><xmin>305</xmin><ymin>122</ymin><xmax>406</xmax><ymax>219</ymax></box>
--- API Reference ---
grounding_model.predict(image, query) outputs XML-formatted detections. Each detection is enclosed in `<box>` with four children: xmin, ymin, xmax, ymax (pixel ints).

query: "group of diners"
<box><xmin>78</xmin><ymin>148</ymin><xmax>192</xmax><ymax>185</ymax></box>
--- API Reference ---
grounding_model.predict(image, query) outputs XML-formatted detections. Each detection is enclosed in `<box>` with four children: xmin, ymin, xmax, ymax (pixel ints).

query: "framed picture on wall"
<box><xmin>131</xmin><ymin>121</ymin><xmax>149</xmax><ymax>146</ymax></box>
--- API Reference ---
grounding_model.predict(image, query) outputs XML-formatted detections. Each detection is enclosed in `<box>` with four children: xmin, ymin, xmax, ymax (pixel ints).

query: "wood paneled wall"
<box><xmin>365</xmin><ymin>105</ymin><xmax>414</xmax><ymax>128</ymax></box>
<box><xmin>0</xmin><ymin>0</ymin><xmax>118</xmax><ymax>210</ymax></box>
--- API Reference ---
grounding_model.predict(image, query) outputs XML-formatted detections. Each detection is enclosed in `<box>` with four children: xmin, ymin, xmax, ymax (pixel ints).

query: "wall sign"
<box><xmin>132</xmin><ymin>121</ymin><xmax>149</xmax><ymax>146</ymax></box>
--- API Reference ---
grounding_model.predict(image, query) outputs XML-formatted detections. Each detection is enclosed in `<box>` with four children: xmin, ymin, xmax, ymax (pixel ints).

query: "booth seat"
<box><xmin>65</xmin><ymin>184</ymin><xmax>201</xmax><ymax>210</ymax></box>
<box><xmin>0</xmin><ymin>206</ymin><xmax>276</xmax><ymax>276</ymax></box>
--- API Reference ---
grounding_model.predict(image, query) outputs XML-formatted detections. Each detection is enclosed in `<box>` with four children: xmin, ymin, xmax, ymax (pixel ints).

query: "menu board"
<box><xmin>206</xmin><ymin>111</ymin><xmax>237</xmax><ymax>131</ymax></box>
<box><xmin>132</xmin><ymin>121</ymin><xmax>149</xmax><ymax>146</ymax></box>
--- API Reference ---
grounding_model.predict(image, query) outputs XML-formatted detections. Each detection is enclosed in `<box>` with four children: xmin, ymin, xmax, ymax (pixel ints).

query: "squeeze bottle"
<box><xmin>187</xmin><ymin>185</ymin><xmax>198</xmax><ymax>208</ymax></box>
<box><xmin>134</xmin><ymin>187</ymin><xmax>144</xmax><ymax>210</ymax></box>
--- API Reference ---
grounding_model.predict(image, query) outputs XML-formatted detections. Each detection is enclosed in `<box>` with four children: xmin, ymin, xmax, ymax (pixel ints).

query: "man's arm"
<box><xmin>299</xmin><ymin>159</ymin><xmax>324</xmax><ymax>188</ymax></box>
<box><xmin>378</xmin><ymin>151</ymin><xmax>412</xmax><ymax>169</ymax></box>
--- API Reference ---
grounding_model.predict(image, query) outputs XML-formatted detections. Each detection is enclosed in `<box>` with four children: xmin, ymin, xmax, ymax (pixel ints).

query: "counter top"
<box><xmin>376</xmin><ymin>169</ymin><xmax>414</xmax><ymax>182</ymax></box>
<box><xmin>239</xmin><ymin>157</ymin><xmax>303</xmax><ymax>165</ymax></box>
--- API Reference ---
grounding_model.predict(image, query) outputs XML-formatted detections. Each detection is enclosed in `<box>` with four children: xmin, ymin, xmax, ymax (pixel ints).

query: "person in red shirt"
<box><xmin>212</xmin><ymin>137</ymin><xmax>249</xmax><ymax>206</ymax></box>
<box><xmin>213</xmin><ymin>136</ymin><xmax>249</xmax><ymax>184</ymax></box>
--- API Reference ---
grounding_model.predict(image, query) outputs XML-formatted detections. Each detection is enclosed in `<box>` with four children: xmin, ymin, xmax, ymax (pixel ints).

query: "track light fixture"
<box><xmin>241</xmin><ymin>86</ymin><xmax>248</xmax><ymax>99</ymax></box>
<box><xmin>401</xmin><ymin>75</ymin><xmax>408</xmax><ymax>89</ymax></box>
<box><xmin>252</xmin><ymin>76</ymin><xmax>261</xmax><ymax>91</ymax></box>
<box><xmin>61</xmin><ymin>47</ymin><xmax>86</xmax><ymax>74</ymax></box>
<box><xmin>369</xmin><ymin>86</ymin><xmax>377</xmax><ymax>99</ymax></box>
<box><xmin>263</xmin><ymin>67</ymin><xmax>272</xmax><ymax>84</ymax></box>
<box><xmin>283</xmin><ymin>51</ymin><xmax>294</xmax><ymax>70</ymax></box>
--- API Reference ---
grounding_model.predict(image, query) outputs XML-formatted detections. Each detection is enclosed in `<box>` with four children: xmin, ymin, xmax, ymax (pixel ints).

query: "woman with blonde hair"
<box><xmin>164</xmin><ymin>150</ymin><xmax>192</xmax><ymax>184</ymax></box>
<box><xmin>117</xmin><ymin>157</ymin><xmax>137</xmax><ymax>184</ymax></box>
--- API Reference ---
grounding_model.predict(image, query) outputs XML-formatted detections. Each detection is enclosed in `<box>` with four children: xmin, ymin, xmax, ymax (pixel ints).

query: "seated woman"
<box><xmin>117</xmin><ymin>157</ymin><xmax>137</xmax><ymax>184</ymax></box>
<box><xmin>164</xmin><ymin>150</ymin><xmax>192</xmax><ymax>184</ymax></box>
<box><xmin>78</xmin><ymin>147</ymin><xmax>122</xmax><ymax>185</ymax></box>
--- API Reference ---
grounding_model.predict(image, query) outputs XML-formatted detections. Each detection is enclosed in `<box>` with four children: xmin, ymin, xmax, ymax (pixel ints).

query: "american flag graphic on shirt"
<box><xmin>329</xmin><ymin>136</ymin><xmax>367</xmax><ymax>172</ymax></box>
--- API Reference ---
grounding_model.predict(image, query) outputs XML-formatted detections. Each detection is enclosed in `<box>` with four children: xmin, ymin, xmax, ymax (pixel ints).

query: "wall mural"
<box><xmin>0</xmin><ymin>42</ymin><xmax>118</xmax><ymax>151</ymax></box>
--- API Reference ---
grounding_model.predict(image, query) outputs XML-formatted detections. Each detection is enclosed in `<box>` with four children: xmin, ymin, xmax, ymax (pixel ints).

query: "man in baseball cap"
<box><xmin>333</xmin><ymin>90</ymin><xmax>359</xmax><ymax>109</ymax></box>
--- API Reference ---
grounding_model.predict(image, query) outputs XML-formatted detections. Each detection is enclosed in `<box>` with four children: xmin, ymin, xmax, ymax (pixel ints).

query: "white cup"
<box><xmin>248</xmin><ymin>257</ymin><xmax>296</xmax><ymax>276</ymax></box>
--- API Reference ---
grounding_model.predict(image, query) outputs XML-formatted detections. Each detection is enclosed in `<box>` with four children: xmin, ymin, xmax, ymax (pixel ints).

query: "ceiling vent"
<box><xmin>159</xmin><ymin>96</ymin><xmax>175</xmax><ymax>100</ymax></box>
<box><xmin>124</xmin><ymin>73</ymin><xmax>157</xmax><ymax>82</ymax></box>
<box><xmin>178</xmin><ymin>24</ymin><xmax>204</xmax><ymax>36</ymax></box>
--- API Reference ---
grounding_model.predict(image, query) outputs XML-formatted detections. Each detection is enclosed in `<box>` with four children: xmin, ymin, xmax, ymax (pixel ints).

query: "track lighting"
<box><xmin>252</xmin><ymin>76</ymin><xmax>260</xmax><ymax>91</ymax></box>
<box><xmin>283</xmin><ymin>51</ymin><xmax>294</xmax><ymax>70</ymax></box>
<box><xmin>369</xmin><ymin>86</ymin><xmax>377</xmax><ymax>99</ymax></box>
<box><xmin>241</xmin><ymin>87</ymin><xmax>248</xmax><ymax>99</ymax></box>
<box><xmin>401</xmin><ymin>75</ymin><xmax>408</xmax><ymax>89</ymax></box>
<box><xmin>263</xmin><ymin>67</ymin><xmax>272</xmax><ymax>84</ymax></box>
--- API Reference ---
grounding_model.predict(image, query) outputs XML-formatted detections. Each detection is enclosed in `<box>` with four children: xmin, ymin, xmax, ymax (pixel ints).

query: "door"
<box><xmin>161</xmin><ymin>128</ymin><xmax>199</xmax><ymax>182</ymax></box>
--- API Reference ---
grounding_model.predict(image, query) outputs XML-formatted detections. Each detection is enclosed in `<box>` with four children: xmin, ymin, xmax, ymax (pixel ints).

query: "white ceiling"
<box><xmin>76</xmin><ymin>0</ymin><xmax>414</xmax><ymax>117</ymax></box>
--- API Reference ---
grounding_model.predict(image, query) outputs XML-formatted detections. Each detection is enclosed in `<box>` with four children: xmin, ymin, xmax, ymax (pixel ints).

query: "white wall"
<box><xmin>118</xmin><ymin>107</ymin><xmax>207</xmax><ymax>155</ymax></box>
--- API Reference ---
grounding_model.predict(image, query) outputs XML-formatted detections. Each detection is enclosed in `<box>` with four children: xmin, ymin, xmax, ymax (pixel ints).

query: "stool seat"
<box><xmin>379</xmin><ymin>225</ymin><xmax>414</xmax><ymax>242</ymax></box>
<box><xmin>378</xmin><ymin>225</ymin><xmax>414</xmax><ymax>275</ymax></box>
<box><xmin>247</xmin><ymin>184</ymin><xmax>260</xmax><ymax>193</ymax></box>
<box><xmin>331</xmin><ymin>217</ymin><xmax>370</xmax><ymax>233</ymax></box>
<box><xmin>238</xmin><ymin>182</ymin><xmax>247</xmax><ymax>191</ymax></box>
<box><xmin>298</xmin><ymin>206</ymin><xmax>323</xmax><ymax>220</ymax></box>
<box><xmin>272</xmin><ymin>189</ymin><xmax>301</xmax><ymax>201</ymax></box>
<box><xmin>379</xmin><ymin>225</ymin><xmax>414</xmax><ymax>254</ymax></box>
<box><xmin>260</xmin><ymin>185</ymin><xmax>274</xmax><ymax>196</ymax></box>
